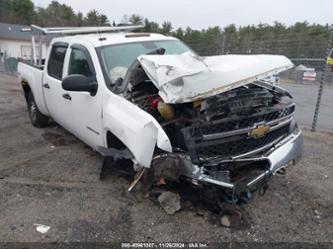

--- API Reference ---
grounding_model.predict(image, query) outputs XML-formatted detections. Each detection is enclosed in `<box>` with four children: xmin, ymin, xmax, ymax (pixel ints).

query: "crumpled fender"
<box><xmin>102</xmin><ymin>94</ymin><xmax>172</xmax><ymax>168</ymax></box>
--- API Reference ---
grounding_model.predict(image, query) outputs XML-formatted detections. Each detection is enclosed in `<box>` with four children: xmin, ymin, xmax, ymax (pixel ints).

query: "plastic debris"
<box><xmin>220</xmin><ymin>215</ymin><xmax>231</xmax><ymax>227</ymax></box>
<box><xmin>34</xmin><ymin>224</ymin><xmax>50</xmax><ymax>234</ymax></box>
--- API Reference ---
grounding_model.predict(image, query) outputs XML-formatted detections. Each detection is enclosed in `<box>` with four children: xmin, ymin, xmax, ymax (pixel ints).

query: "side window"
<box><xmin>47</xmin><ymin>46</ymin><xmax>67</xmax><ymax>80</ymax></box>
<box><xmin>68</xmin><ymin>48</ymin><xmax>94</xmax><ymax>77</ymax></box>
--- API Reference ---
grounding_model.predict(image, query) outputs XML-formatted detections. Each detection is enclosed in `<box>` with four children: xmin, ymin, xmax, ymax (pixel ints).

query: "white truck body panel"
<box><xmin>138</xmin><ymin>53</ymin><xmax>293</xmax><ymax>103</ymax></box>
<box><xmin>102</xmin><ymin>94</ymin><xmax>172</xmax><ymax>167</ymax></box>
<box><xmin>51</xmin><ymin>33</ymin><xmax>176</xmax><ymax>48</ymax></box>
<box><xmin>17</xmin><ymin>63</ymin><xmax>49</xmax><ymax>116</ymax></box>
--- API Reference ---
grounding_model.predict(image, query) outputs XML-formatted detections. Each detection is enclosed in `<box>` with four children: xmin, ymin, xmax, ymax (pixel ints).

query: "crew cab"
<box><xmin>18</xmin><ymin>25</ymin><xmax>303</xmax><ymax>203</ymax></box>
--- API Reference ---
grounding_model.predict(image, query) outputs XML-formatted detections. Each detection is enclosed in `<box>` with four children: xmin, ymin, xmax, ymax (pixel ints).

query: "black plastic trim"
<box><xmin>70</xmin><ymin>44</ymin><xmax>96</xmax><ymax>75</ymax></box>
<box><xmin>53</xmin><ymin>42</ymin><xmax>69</xmax><ymax>48</ymax></box>
<box><xmin>47</xmin><ymin>44</ymin><xmax>68</xmax><ymax>80</ymax></box>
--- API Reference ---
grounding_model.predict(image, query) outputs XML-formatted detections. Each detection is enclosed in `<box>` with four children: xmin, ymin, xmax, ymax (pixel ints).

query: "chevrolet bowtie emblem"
<box><xmin>249</xmin><ymin>124</ymin><xmax>270</xmax><ymax>139</ymax></box>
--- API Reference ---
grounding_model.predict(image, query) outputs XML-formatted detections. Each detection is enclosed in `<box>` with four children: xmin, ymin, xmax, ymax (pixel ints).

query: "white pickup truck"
<box><xmin>18</xmin><ymin>25</ymin><xmax>303</xmax><ymax>203</ymax></box>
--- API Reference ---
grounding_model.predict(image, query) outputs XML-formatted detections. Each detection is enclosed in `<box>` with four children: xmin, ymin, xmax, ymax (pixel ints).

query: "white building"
<box><xmin>0</xmin><ymin>22</ymin><xmax>49</xmax><ymax>60</ymax></box>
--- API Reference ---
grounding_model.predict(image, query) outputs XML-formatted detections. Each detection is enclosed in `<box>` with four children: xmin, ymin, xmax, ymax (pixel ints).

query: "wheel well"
<box><xmin>106</xmin><ymin>131</ymin><xmax>126</xmax><ymax>150</ymax></box>
<box><xmin>21</xmin><ymin>81</ymin><xmax>31</xmax><ymax>103</ymax></box>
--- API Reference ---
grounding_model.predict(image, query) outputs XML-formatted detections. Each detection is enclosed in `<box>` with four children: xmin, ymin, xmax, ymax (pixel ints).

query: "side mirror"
<box><xmin>62</xmin><ymin>74</ymin><xmax>97</xmax><ymax>96</ymax></box>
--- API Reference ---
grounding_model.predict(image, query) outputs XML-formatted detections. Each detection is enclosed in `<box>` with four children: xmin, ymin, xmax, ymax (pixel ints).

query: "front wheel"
<box><xmin>27</xmin><ymin>92</ymin><xmax>49</xmax><ymax>127</ymax></box>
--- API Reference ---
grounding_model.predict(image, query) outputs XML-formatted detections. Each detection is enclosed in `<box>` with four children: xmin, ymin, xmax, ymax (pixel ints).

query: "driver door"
<box><xmin>61</xmin><ymin>44</ymin><xmax>103</xmax><ymax>149</ymax></box>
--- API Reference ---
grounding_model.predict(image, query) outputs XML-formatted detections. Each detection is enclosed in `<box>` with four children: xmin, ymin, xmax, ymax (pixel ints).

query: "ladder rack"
<box><xmin>30</xmin><ymin>24</ymin><xmax>144</xmax><ymax>35</ymax></box>
<box><xmin>22</xmin><ymin>24</ymin><xmax>143</xmax><ymax>65</ymax></box>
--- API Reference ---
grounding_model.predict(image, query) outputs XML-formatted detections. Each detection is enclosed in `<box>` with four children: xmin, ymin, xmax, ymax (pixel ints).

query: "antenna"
<box><xmin>95</xmin><ymin>11</ymin><xmax>105</xmax><ymax>47</ymax></box>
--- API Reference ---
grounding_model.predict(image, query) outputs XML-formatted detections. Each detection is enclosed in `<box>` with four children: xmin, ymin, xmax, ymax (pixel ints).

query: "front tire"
<box><xmin>27</xmin><ymin>92</ymin><xmax>49</xmax><ymax>127</ymax></box>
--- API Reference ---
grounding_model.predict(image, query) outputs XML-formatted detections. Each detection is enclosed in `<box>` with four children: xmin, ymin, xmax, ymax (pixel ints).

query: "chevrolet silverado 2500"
<box><xmin>18</xmin><ymin>25</ymin><xmax>303</xmax><ymax>203</ymax></box>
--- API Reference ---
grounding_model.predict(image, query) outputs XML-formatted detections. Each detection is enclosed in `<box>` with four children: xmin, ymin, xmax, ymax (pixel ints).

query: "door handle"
<box><xmin>43</xmin><ymin>83</ymin><xmax>50</xmax><ymax>89</ymax></box>
<box><xmin>62</xmin><ymin>93</ymin><xmax>72</xmax><ymax>100</ymax></box>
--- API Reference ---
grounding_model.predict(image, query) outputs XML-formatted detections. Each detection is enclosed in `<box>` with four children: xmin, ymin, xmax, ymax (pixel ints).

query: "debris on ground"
<box><xmin>314</xmin><ymin>209</ymin><xmax>322</xmax><ymax>219</ymax></box>
<box><xmin>220</xmin><ymin>211</ymin><xmax>243</xmax><ymax>228</ymax></box>
<box><xmin>34</xmin><ymin>224</ymin><xmax>50</xmax><ymax>234</ymax></box>
<box><xmin>158</xmin><ymin>191</ymin><xmax>181</xmax><ymax>215</ymax></box>
<box><xmin>220</xmin><ymin>215</ymin><xmax>231</xmax><ymax>227</ymax></box>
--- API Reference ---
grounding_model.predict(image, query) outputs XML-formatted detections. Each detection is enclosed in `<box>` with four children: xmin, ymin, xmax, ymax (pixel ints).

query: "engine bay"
<box><xmin>124</xmin><ymin>63</ymin><xmax>295</xmax><ymax>160</ymax></box>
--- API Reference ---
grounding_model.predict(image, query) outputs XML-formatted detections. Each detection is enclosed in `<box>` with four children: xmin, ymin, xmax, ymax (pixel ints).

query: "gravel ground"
<box><xmin>0</xmin><ymin>73</ymin><xmax>332</xmax><ymax>245</ymax></box>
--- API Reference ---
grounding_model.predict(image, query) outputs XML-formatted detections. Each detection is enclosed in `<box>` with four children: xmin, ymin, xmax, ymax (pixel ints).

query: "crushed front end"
<box><xmin>123</xmin><ymin>53</ymin><xmax>303</xmax><ymax>201</ymax></box>
<box><xmin>128</xmin><ymin>80</ymin><xmax>303</xmax><ymax>198</ymax></box>
<box><xmin>178</xmin><ymin>83</ymin><xmax>303</xmax><ymax>193</ymax></box>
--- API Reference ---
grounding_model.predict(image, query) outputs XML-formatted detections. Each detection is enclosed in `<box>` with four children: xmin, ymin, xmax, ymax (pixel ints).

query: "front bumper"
<box><xmin>189</xmin><ymin>130</ymin><xmax>303</xmax><ymax>189</ymax></box>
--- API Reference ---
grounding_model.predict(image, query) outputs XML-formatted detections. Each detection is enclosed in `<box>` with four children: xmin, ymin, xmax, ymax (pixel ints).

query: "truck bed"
<box><xmin>18</xmin><ymin>58</ymin><xmax>45</xmax><ymax>70</ymax></box>
<box><xmin>17</xmin><ymin>60</ymin><xmax>49</xmax><ymax>116</ymax></box>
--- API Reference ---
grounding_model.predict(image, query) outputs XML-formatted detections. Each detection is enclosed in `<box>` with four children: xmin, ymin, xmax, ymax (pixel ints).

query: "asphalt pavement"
<box><xmin>281</xmin><ymin>82</ymin><xmax>333</xmax><ymax>131</ymax></box>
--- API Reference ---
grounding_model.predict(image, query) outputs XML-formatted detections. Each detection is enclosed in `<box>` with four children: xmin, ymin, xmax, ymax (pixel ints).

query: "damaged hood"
<box><xmin>137</xmin><ymin>53</ymin><xmax>293</xmax><ymax>103</ymax></box>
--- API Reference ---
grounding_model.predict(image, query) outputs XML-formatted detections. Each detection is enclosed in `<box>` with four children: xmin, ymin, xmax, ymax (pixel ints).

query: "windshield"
<box><xmin>99</xmin><ymin>40</ymin><xmax>193</xmax><ymax>86</ymax></box>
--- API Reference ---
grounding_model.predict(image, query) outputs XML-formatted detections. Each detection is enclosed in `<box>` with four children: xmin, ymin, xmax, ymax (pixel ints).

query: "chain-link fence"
<box><xmin>186</xmin><ymin>30</ymin><xmax>333</xmax><ymax>132</ymax></box>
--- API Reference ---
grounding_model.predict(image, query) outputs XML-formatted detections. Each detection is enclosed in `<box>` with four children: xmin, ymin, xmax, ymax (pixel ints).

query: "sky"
<box><xmin>33</xmin><ymin>0</ymin><xmax>332</xmax><ymax>29</ymax></box>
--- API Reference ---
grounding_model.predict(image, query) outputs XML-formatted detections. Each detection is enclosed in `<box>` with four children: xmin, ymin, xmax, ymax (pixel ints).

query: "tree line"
<box><xmin>0</xmin><ymin>0</ymin><xmax>332</xmax><ymax>58</ymax></box>
<box><xmin>139</xmin><ymin>16</ymin><xmax>331</xmax><ymax>59</ymax></box>
<box><xmin>0</xmin><ymin>0</ymin><xmax>110</xmax><ymax>26</ymax></box>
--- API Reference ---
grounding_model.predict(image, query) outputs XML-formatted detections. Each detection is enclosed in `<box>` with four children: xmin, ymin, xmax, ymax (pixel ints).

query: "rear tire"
<box><xmin>27</xmin><ymin>92</ymin><xmax>49</xmax><ymax>127</ymax></box>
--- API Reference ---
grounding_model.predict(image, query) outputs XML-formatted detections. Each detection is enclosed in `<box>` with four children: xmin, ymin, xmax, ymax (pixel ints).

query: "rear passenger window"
<box><xmin>68</xmin><ymin>48</ymin><xmax>94</xmax><ymax>77</ymax></box>
<box><xmin>47</xmin><ymin>46</ymin><xmax>67</xmax><ymax>80</ymax></box>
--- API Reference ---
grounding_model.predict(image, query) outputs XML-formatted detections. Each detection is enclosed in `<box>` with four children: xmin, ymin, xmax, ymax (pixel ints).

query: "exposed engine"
<box><xmin>127</xmin><ymin>80</ymin><xmax>294</xmax><ymax>156</ymax></box>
